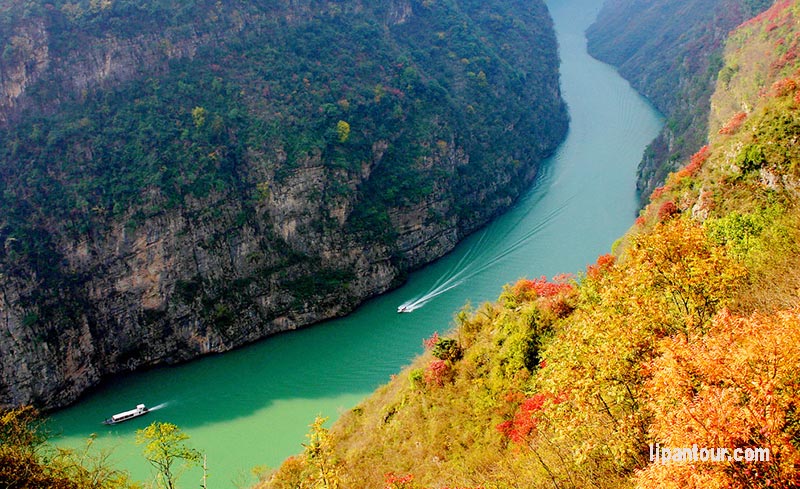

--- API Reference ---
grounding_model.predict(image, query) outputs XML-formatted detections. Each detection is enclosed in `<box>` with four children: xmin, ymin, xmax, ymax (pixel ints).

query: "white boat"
<box><xmin>397</xmin><ymin>305</ymin><xmax>410</xmax><ymax>313</ymax></box>
<box><xmin>103</xmin><ymin>404</ymin><xmax>149</xmax><ymax>425</ymax></box>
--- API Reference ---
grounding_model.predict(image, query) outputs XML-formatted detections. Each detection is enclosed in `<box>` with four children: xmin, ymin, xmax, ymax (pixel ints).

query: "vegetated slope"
<box><xmin>261</xmin><ymin>2</ymin><xmax>800</xmax><ymax>487</ymax></box>
<box><xmin>586</xmin><ymin>0</ymin><xmax>772</xmax><ymax>205</ymax></box>
<box><xmin>0</xmin><ymin>0</ymin><xmax>568</xmax><ymax>409</ymax></box>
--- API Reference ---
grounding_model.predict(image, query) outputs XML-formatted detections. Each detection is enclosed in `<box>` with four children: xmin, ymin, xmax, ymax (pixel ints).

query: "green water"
<box><xmin>50</xmin><ymin>0</ymin><xmax>664</xmax><ymax>486</ymax></box>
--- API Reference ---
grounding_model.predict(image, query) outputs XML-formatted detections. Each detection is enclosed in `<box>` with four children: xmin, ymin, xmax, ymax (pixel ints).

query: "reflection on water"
<box><xmin>50</xmin><ymin>0</ymin><xmax>664</xmax><ymax>486</ymax></box>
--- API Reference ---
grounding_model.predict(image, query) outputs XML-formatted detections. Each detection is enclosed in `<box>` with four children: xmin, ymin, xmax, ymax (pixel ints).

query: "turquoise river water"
<box><xmin>51</xmin><ymin>0</ymin><xmax>664</xmax><ymax>486</ymax></box>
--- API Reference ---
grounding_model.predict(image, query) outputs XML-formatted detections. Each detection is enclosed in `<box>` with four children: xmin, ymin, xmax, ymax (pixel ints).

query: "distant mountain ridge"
<box><xmin>586</xmin><ymin>0</ymin><xmax>772</xmax><ymax>204</ymax></box>
<box><xmin>0</xmin><ymin>0</ymin><xmax>567</xmax><ymax>409</ymax></box>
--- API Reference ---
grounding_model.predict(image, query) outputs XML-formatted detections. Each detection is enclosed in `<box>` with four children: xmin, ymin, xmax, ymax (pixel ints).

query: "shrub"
<box><xmin>432</xmin><ymin>338</ymin><xmax>462</xmax><ymax>362</ymax></box>
<box><xmin>424</xmin><ymin>360</ymin><xmax>451</xmax><ymax>387</ymax></box>
<box><xmin>657</xmin><ymin>201</ymin><xmax>679</xmax><ymax>221</ymax></box>
<box><xmin>719</xmin><ymin>111</ymin><xmax>748</xmax><ymax>135</ymax></box>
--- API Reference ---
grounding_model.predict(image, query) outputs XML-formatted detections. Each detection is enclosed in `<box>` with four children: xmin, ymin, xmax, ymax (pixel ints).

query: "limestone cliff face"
<box><xmin>0</xmin><ymin>0</ymin><xmax>567</xmax><ymax>409</ymax></box>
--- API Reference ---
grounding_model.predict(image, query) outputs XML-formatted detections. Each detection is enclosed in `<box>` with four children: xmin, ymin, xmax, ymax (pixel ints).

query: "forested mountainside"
<box><xmin>586</xmin><ymin>0</ymin><xmax>772</xmax><ymax>204</ymax></box>
<box><xmin>261</xmin><ymin>1</ymin><xmax>800</xmax><ymax>487</ymax></box>
<box><xmin>0</xmin><ymin>0</ymin><xmax>568</xmax><ymax>409</ymax></box>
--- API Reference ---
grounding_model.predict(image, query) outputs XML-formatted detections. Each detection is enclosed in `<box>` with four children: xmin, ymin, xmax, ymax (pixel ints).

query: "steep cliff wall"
<box><xmin>0</xmin><ymin>0</ymin><xmax>568</xmax><ymax>409</ymax></box>
<box><xmin>586</xmin><ymin>0</ymin><xmax>771</xmax><ymax>204</ymax></box>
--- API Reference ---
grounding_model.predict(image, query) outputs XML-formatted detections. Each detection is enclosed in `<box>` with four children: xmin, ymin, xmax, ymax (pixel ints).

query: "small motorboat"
<box><xmin>103</xmin><ymin>404</ymin><xmax>149</xmax><ymax>425</ymax></box>
<box><xmin>397</xmin><ymin>305</ymin><xmax>411</xmax><ymax>313</ymax></box>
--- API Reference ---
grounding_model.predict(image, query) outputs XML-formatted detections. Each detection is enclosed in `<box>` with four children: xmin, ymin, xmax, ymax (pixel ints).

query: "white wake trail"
<box><xmin>396</xmin><ymin>194</ymin><xmax>576</xmax><ymax>313</ymax></box>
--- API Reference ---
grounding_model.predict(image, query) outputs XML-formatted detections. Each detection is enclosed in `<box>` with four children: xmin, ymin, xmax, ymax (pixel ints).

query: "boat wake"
<box><xmin>148</xmin><ymin>402</ymin><xmax>169</xmax><ymax>411</ymax></box>
<box><xmin>397</xmin><ymin>193</ymin><xmax>575</xmax><ymax>313</ymax></box>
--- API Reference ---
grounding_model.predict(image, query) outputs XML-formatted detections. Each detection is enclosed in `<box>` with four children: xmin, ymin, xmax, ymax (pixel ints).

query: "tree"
<box><xmin>191</xmin><ymin>107</ymin><xmax>207</xmax><ymax>129</ymax></box>
<box><xmin>302</xmin><ymin>416</ymin><xmax>342</xmax><ymax>488</ymax></box>
<box><xmin>136</xmin><ymin>422</ymin><xmax>201</xmax><ymax>489</ymax></box>
<box><xmin>1</xmin><ymin>406</ymin><xmax>134</xmax><ymax>489</ymax></box>
<box><xmin>638</xmin><ymin>308</ymin><xmax>800</xmax><ymax>488</ymax></box>
<box><xmin>336</xmin><ymin>120</ymin><xmax>350</xmax><ymax>143</ymax></box>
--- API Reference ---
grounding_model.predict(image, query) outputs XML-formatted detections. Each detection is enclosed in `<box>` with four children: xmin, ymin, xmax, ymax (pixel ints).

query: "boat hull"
<box><xmin>103</xmin><ymin>405</ymin><xmax>149</xmax><ymax>425</ymax></box>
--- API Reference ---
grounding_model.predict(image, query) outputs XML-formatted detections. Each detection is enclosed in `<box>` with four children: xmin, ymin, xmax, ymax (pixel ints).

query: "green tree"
<box><xmin>136</xmin><ymin>422</ymin><xmax>201</xmax><ymax>489</ymax></box>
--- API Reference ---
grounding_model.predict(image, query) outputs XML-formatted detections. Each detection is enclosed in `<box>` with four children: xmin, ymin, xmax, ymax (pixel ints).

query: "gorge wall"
<box><xmin>0</xmin><ymin>0</ymin><xmax>568</xmax><ymax>409</ymax></box>
<box><xmin>586</xmin><ymin>0</ymin><xmax>772</xmax><ymax>203</ymax></box>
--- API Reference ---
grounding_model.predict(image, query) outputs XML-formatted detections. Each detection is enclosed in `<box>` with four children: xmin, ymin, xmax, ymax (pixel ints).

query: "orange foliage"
<box><xmin>586</xmin><ymin>253</ymin><xmax>616</xmax><ymax>280</ymax></box>
<box><xmin>625</xmin><ymin>219</ymin><xmax>746</xmax><ymax>335</ymax></box>
<box><xmin>650</xmin><ymin>185</ymin><xmax>670</xmax><ymax>200</ymax></box>
<box><xmin>676</xmin><ymin>145</ymin><xmax>711</xmax><ymax>179</ymax></box>
<box><xmin>637</xmin><ymin>308</ymin><xmax>800</xmax><ymax>488</ymax></box>
<box><xmin>719</xmin><ymin>112</ymin><xmax>748</xmax><ymax>135</ymax></box>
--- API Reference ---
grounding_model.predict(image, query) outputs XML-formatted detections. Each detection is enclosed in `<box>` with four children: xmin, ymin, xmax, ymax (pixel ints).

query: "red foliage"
<box><xmin>423</xmin><ymin>331</ymin><xmax>440</xmax><ymax>350</ymax></box>
<box><xmin>741</xmin><ymin>0</ymin><xmax>792</xmax><ymax>29</ymax></box>
<box><xmin>383</xmin><ymin>86</ymin><xmax>405</xmax><ymax>98</ymax></box>
<box><xmin>586</xmin><ymin>253</ymin><xmax>616</xmax><ymax>280</ymax></box>
<box><xmin>424</xmin><ymin>359</ymin><xmax>450</xmax><ymax>387</ymax></box>
<box><xmin>509</xmin><ymin>276</ymin><xmax>576</xmax><ymax>317</ymax></box>
<box><xmin>384</xmin><ymin>472</ymin><xmax>415</xmax><ymax>489</ymax></box>
<box><xmin>496</xmin><ymin>392</ymin><xmax>564</xmax><ymax>444</ymax></box>
<box><xmin>677</xmin><ymin>145</ymin><xmax>710</xmax><ymax>179</ymax></box>
<box><xmin>657</xmin><ymin>201</ymin><xmax>680</xmax><ymax>221</ymax></box>
<box><xmin>772</xmin><ymin>77</ymin><xmax>799</xmax><ymax>97</ymax></box>
<box><xmin>438</xmin><ymin>487</ymin><xmax>486</xmax><ymax>489</ymax></box>
<box><xmin>635</xmin><ymin>216</ymin><xmax>646</xmax><ymax>227</ymax></box>
<box><xmin>384</xmin><ymin>472</ymin><xmax>486</xmax><ymax>489</ymax></box>
<box><xmin>511</xmin><ymin>276</ymin><xmax>573</xmax><ymax>300</ymax></box>
<box><xmin>719</xmin><ymin>111</ymin><xmax>748</xmax><ymax>135</ymax></box>
<box><xmin>772</xmin><ymin>42</ymin><xmax>800</xmax><ymax>74</ymax></box>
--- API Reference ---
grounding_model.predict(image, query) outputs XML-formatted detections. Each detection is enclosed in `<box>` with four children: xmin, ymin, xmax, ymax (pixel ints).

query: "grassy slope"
<box><xmin>260</xmin><ymin>2</ymin><xmax>800</xmax><ymax>488</ymax></box>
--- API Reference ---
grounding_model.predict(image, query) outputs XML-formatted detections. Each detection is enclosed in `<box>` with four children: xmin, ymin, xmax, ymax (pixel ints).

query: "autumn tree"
<box><xmin>302</xmin><ymin>416</ymin><xmax>342</xmax><ymax>488</ymax></box>
<box><xmin>136</xmin><ymin>422</ymin><xmax>201</xmax><ymax>489</ymax></box>
<box><xmin>1</xmin><ymin>406</ymin><xmax>134</xmax><ymax>489</ymax></box>
<box><xmin>335</xmin><ymin>120</ymin><xmax>350</xmax><ymax>143</ymax></box>
<box><xmin>191</xmin><ymin>106</ymin><xmax>207</xmax><ymax>129</ymax></box>
<box><xmin>638</xmin><ymin>308</ymin><xmax>800</xmax><ymax>488</ymax></box>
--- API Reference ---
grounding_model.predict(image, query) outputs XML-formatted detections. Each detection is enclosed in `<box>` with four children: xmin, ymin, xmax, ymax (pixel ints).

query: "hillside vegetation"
<box><xmin>0</xmin><ymin>0</ymin><xmax>567</xmax><ymax>409</ymax></box>
<box><xmin>260</xmin><ymin>1</ymin><xmax>800</xmax><ymax>487</ymax></box>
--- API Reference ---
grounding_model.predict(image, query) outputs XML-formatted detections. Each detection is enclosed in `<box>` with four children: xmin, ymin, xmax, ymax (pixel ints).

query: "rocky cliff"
<box><xmin>0</xmin><ymin>0</ymin><xmax>567</xmax><ymax>409</ymax></box>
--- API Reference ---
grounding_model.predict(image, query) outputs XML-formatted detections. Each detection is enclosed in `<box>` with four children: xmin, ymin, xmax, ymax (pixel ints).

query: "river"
<box><xmin>50</xmin><ymin>0</ymin><xmax>664</xmax><ymax>486</ymax></box>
